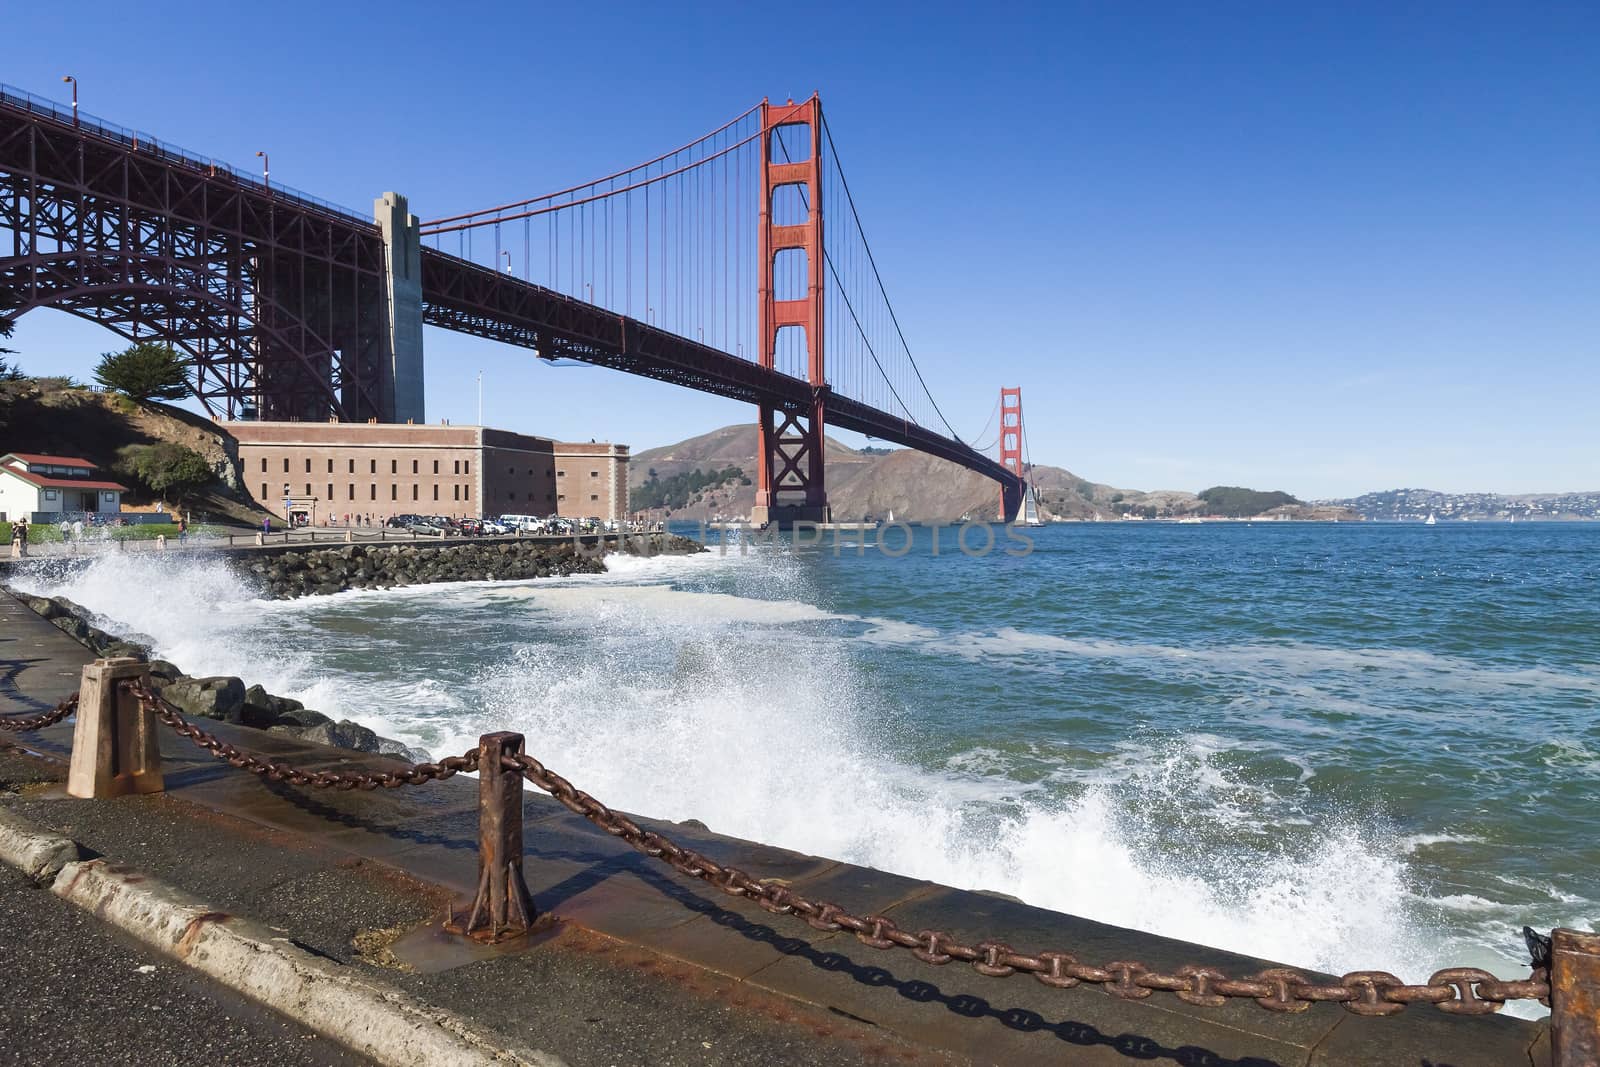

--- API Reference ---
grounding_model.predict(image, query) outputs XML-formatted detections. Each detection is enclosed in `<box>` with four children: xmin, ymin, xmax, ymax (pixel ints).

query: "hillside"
<box><xmin>1327</xmin><ymin>487</ymin><xmax>1600</xmax><ymax>521</ymax></box>
<box><xmin>628</xmin><ymin>424</ymin><xmax>1359</xmax><ymax>523</ymax></box>
<box><xmin>0</xmin><ymin>377</ymin><xmax>268</xmax><ymax>525</ymax></box>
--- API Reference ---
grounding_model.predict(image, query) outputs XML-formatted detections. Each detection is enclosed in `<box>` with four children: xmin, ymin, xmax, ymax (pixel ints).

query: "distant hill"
<box><xmin>628</xmin><ymin>424</ymin><xmax>1360</xmax><ymax>522</ymax></box>
<box><xmin>1326</xmin><ymin>488</ymin><xmax>1600</xmax><ymax>521</ymax></box>
<box><xmin>1197</xmin><ymin>486</ymin><xmax>1300</xmax><ymax>518</ymax></box>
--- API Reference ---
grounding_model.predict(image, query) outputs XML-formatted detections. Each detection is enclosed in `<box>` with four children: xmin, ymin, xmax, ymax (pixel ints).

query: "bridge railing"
<box><xmin>0</xmin><ymin>83</ymin><xmax>370</xmax><ymax>225</ymax></box>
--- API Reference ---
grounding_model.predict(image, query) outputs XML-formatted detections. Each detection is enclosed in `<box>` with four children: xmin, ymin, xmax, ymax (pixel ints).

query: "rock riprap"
<box><xmin>3</xmin><ymin>532</ymin><xmax>702</xmax><ymax>761</ymax></box>
<box><xmin>246</xmin><ymin>534</ymin><xmax>700</xmax><ymax>600</ymax></box>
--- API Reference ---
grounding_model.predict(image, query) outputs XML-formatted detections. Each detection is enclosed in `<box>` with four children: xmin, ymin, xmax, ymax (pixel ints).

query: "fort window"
<box><xmin>432</xmin><ymin>485</ymin><xmax>439</xmax><ymax>501</ymax></box>
<box><xmin>283</xmin><ymin>458</ymin><xmax>289</xmax><ymax>473</ymax></box>
<box><xmin>327</xmin><ymin>483</ymin><xmax>333</xmax><ymax>500</ymax></box>
<box><xmin>433</xmin><ymin>460</ymin><xmax>439</xmax><ymax>474</ymax></box>
<box><xmin>327</xmin><ymin>459</ymin><xmax>333</xmax><ymax>474</ymax></box>
<box><xmin>348</xmin><ymin>484</ymin><xmax>355</xmax><ymax>500</ymax></box>
<box><xmin>304</xmin><ymin>484</ymin><xmax>311</xmax><ymax>496</ymax></box>
<box><xmin>370</xmin><ymin>460</ymin><xmax>376</xmax><ymax>474</ymax></box>
<box><xmin>412</xmin><ymin>485</ymin><xmax>418</xmax><ymax>500</ymax></box>
<box><xmin>464</xmin><ymin>485</ymin><xmax>470</xmax><ymax>500</ymax></box>
<box><xmin>389</xmin><ymin>485</ymin><xmax>395</xmax><ymax>500</ymax></box>
<box><xmin>370</xmin><ymin>484</ymin><xmax>376</xmax><ymax>500</ymax></box>
<box><xmin>391</xmin><ymin>460</ymin><xmax>397</xmax><ymax>475</ymax></box>
<box><xmin>348</xmin><ymin>459</ymin><xmax>355</xmax><ymax>474</ymax></box>
<box><xmin>453</xmin><ymin>460</ymin><xmax>459</xmax><ymax>474</ymax></box>
<box><xmin>412</xmin><ymin>460</ymin><xmax>418</xmax><ymax>475</ymax></box>
<box><xmin>590</xmin><ymin>494</ymin><xmax>599</xmax><ymax>502</ymax></box>
<box><xmin>261</xmin><ymin>483</ymin><xmax>267</xmax><ymax>498</ymax></box>
<box><xmin>453</xmin><ymin>485</ymin><xmax>459</xmax><ymax>501</ymax></box>
<box><xmin>590</xmin><ymin>470</ymin><xmax>598</xmax><ymax>478</ymax></box>
<box><xmin>260</xmin><ymin>458</ymin><xmax>266</xmax><ymax>472</ymax></box>
<box><xmin>464</xmin><ymin>460</ymin><xmax>470</xmax><ymax>475</ymax></box>
<box><xmin>305</xmin><ymin>459</ymin><xmax>311</xmax><ymax>474</ymax></box>
<box><xmin>557</xmin><ymin>470</ymin><xmax>565</xmax><ymax>477</ymax></box>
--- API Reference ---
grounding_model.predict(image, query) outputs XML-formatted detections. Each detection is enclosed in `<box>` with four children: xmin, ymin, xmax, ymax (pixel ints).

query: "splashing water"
<box><xmin>14</xmin><ymin>524</ymin><xmax>1595</xmax><ymax>1019</ymax></box>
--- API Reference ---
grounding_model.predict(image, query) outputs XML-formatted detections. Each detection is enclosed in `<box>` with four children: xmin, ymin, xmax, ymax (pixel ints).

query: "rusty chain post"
<box><xmin>67</xmin><ymin>658</ymin><xmax>163</xmax><ymax>798</ymax></box>
<box><xmin>113</xmin><ymin>678</ymin><xmax>1562</xmax><ymax>1023</ymax></box>
<box><xmin>445</xmin><ymin>732</ymin><xmax>536</xmax><ymax>943</ymax></box>
<box><xmin>1551</xmin><ymin>928</ymin><xmax>1600</xmax><ymax>1066</ymax></box>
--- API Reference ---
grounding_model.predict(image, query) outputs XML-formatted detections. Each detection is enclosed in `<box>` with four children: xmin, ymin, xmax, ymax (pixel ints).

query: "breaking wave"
<box><xmin>11</xmin><ymin>546</ymin><xmax>1583</xmax><ymax>1016</ymax></box>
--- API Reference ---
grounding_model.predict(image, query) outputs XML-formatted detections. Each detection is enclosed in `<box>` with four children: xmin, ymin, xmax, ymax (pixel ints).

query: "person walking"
<box><xmin>178</xmin><ymin>515</ymin><xmax>188</xmax><ymax>543</ymax></box>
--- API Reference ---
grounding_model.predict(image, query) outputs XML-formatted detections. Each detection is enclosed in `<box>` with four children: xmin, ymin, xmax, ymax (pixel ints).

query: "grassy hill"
<box><xmin>0</xmin><ymin>377</ymin><xmax>269</xmax><ymax>526</ymax></box>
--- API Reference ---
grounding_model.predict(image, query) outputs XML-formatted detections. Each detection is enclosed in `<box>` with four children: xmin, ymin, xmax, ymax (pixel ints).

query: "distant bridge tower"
<box><xmin>751</xmin><ymin>96</ymin><xmax>830</xmax><ymax>528</ymax></box>
<box><xmin>998</xmin><ymin>387</ymin><xmax>1028</xmax><ymax>521</ymax></box>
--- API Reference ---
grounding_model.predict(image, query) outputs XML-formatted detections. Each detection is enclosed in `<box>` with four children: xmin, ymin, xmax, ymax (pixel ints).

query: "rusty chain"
<box><xmin>125</xmin><ymin>679</ymin><xmax>479</xmax><ymax>789</ymax></box>
<box><xmin>0</xmin><ymin>692</ymin><xmax>78</xmax><ymax>732</ymax></box>
<box><xmin>118</xmin><ymin>677</ymin><xmax>1555</xmax><ymax>1018</ymax></box>
<box><xmin>502</xmin><ymin>748</ymin><xmax>1553</xmax><ymax>1018</ymax></box>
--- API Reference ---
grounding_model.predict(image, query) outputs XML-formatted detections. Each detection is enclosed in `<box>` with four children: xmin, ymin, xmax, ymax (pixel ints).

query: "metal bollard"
<box><xmin>445</xmin><ymin>732</ymin><xmax>536</xmax><ymax>943</ymax></box>
<box><xmin>1552</xmin><ymin>928</ymin><xmax>1600</xmax><ymax>1066</ymax></box>
<box><xmin>66</xmin><ymin>658</ymin><xmax>164</xmax><ymax>798</ymax></box>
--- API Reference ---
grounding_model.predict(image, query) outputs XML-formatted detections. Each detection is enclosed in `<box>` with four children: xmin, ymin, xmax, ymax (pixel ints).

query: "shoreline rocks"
<box><xmin>7</xmin><ymin>587</ymin><xmax>431</xmax><ymax>761</ymax></box>
<box><xmin>4</xmin><ymin>534</ymin><xmax>701</xmax><ymax>760</ymax></box>
<box><xmin>247</xmin><ymin>533</ymin><xmax>701</xmax><ymax>600</ymax></box>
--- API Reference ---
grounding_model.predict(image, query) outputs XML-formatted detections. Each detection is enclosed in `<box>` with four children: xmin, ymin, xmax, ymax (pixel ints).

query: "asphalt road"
<box><xmin>0</xmin><ymin>863</ymin><xmax>370</xmax><ymax>1066</ymax></box>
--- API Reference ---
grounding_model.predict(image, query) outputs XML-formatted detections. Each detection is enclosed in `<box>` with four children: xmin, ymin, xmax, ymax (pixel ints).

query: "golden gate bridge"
<box><xmin>0</xmin><ymin>85</ymin><xmax>1029</xmax><ymax>524</ymax></box>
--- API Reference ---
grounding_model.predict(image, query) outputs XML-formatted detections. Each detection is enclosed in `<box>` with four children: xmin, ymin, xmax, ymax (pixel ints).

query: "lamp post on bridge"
<box><xmin>256</xmin><ymin>150</ymin><xmax>270</xmax><ymax>191</ymax></box>
<box><xmin>61</xmin><ymin>76</ymin><xmax>78</xmax><ymax>127</ymax></box>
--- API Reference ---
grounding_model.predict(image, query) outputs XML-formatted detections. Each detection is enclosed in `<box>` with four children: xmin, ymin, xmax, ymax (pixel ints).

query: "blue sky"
<box><xmin>5</xmin><ymin>1</ymin><xmax>1596</xmax><ymax>497</ymax></box>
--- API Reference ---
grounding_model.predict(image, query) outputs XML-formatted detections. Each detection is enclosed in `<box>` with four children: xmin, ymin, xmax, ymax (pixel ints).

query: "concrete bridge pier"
<box><xmin>375</xmin><ymin>192</ymin><xmax>425</xmax><ymax>424</ymax></box>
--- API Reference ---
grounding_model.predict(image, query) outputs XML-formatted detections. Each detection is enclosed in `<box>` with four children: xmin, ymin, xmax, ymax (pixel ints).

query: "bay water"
<box><xmin>15</xmin><ymin>522</ymin><xmax>1597</xmax><ymax>1014</ymax></box>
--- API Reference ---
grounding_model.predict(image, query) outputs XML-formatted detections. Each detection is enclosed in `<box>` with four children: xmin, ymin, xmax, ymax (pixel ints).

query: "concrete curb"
<box><xmin>0</xmin><ymin>806</ymin><xmax>81</xmax><ymax>882</ymax></box>
<box><xmin>0</xmin><ymin>807</ymin><xmax>565</xmax><ymax>1067</ymax></box>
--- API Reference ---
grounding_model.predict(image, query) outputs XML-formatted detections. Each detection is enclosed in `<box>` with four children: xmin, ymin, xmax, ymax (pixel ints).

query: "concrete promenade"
<box><xmin>0</xmin><ymin>592</ymin><xmax>1552</xmax><ymax>1065</ymax></box>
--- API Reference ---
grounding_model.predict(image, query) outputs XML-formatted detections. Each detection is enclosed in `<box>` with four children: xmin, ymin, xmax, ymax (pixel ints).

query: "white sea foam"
<box><xmin>11</xmin><ymin>549</ymin><xmax>1570</xmax><ymax>1016</ymax></box>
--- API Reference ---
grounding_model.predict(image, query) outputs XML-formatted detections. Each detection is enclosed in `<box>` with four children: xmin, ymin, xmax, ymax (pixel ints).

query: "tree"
<box><xmin>120</xmin><ymin>443</ymin><xmax>213</xmax><ymax>503</ymax></box>
<box><xmin>0</xmin><ymin>312</ymin><xmax>20</xmax><ymax>381</ymax></box>
<box><xmin>94</xmin><ymin>342</ymin><xmax>190</xmax><ymax>401</ymax></box>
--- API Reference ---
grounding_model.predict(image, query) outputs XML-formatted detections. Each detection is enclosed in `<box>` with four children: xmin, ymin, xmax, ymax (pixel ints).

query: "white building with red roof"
<box><xmin>0</xmin><ymin>453</ymin><xmax>127</xmax><ymax>522</ymax></box>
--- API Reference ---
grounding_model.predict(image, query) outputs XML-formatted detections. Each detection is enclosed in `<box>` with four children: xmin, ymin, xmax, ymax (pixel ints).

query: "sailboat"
<box><xmin>886</xmin><ymin>508</ymin><xmax>895</xmax><ymax>523</ymax></box>
<box><xmin>1014</xmin><ymin>484</ymin><xmax>1045</xmax><ymax>527</ymax></box>
<box><xmin>1424</xmin><ymin>512</ymin><xmax>1437</xmax><ymax>526</ymax></box>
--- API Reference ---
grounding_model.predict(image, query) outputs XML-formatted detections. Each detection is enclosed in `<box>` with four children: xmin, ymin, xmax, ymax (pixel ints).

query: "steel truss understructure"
<box><xmin>0</xmin><ymin>89</ymin><xmax>386</xmax><ymax>421</ymax></box>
